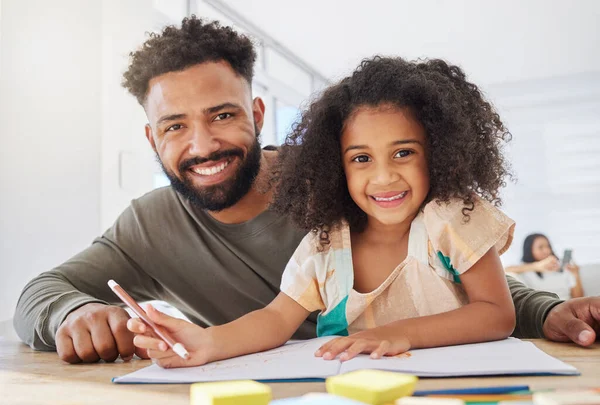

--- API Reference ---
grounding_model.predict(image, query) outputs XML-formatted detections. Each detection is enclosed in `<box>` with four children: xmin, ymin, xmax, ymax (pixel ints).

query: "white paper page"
<box><xmin>114</xmin><ymin>337</ymin><xmax>339</xmax><ymax>384</ymax></box>
<box><xmin>339</xmin><ymin>338</ymin><xmax>578</xmax><ymax>377</ymax></box>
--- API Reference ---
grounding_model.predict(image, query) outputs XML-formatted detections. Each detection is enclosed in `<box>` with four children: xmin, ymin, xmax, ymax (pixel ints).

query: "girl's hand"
<box><xmin>314</xmin><ymin>333</ymin><xmax>410</xmax><ymax>361</ymax></box>
<box><xmin>127</xmin><ymin>304</ymin><xmax>216</xmax><ymax>368</ymax></box>
<box><xmin>536</xmin><ymin>256</ymin><xmax>561</xmax><ymax>272</ymax></box>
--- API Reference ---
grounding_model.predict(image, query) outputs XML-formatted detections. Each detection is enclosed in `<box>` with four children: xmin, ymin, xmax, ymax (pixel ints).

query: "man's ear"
<box><xmin>145</xmin><ymin>124</ymin><xmax>157</xmax><ymax>153</ymax></box>
<box><xmin>252</xmin><ymin>97</ymin><xmax>266</xmax><ymax>134</ymax></box>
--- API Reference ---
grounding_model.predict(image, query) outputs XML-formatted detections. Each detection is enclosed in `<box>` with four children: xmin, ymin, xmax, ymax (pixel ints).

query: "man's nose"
<box><xmin>187</xmin><ymin>126</ymin><xmax>222</xmax><ymax>158</ymax></box>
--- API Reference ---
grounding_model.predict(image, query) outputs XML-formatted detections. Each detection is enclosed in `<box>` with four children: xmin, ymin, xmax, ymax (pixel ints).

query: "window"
<box><xmin>275</xmin><ymin>99</ymin><xmax>301</xmax><ymax>145</ymax></box>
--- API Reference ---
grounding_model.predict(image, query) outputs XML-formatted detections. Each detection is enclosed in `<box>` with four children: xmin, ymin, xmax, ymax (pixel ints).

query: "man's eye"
<box><xmin>352</xmin><ymin>155</ymin><xmax>371</xmax><ymax>163</ymax></box>
<box><xmin>214</xmin><ymin>113</ymin><xmax>232</xmax><ymax>121</ymax></box>
<box><xmin>395</xmin><ymin>150</ymin><xmax>413</xmax><ymax>158</ymax></box>
<box><xmin>166</xmin><ymin>124</ymin><xmax>183</xmax><ymax>132</ymax></box>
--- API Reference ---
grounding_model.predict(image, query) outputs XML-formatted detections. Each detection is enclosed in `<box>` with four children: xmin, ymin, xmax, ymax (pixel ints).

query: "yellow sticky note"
<box><xmin>190</xmin><ymin>380</ymin><xmax>272</xmax><ymax>405</ymax></box>
<box><xmin>326</xmin><ymin>370</ymin><xmax>418</xmax><ymax>405</ymax></box>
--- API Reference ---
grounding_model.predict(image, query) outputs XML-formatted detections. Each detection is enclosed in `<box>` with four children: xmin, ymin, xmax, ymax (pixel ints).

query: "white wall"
<box><xmin>0</xmin><ymin>0</ymin><xmax>186</xmax><ymax>322</ymax></box>
<box><xmin>99</xmin><ymin>1</ymin><xmax>179</xmax><ymax>231</ymax></box>
<box><xmin>0</xmin><ymin>0</ymin><xmax>102</xmax><ymax>321</ymax></box>
<box><xmin>221</xmin><ymin>0</ymin><xmax>600</xmax><ymax>86</ymax></box>
<box><xmin>493</xmin><ymin>72</ymin><xmax>600</xmax><ymax>267</ymax></box>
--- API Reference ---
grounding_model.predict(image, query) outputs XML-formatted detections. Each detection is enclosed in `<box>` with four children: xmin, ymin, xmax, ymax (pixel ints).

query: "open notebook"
<box><xmin>113</xmin><ymin>337</ymin><xmax>578</xmax><ymax>384</ymax></box>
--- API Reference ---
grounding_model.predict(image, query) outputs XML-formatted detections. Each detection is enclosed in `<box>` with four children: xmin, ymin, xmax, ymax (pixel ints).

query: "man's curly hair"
<box><xmin>272</xmin><ymin>56</ymin><xmax>513</xmax><ymax>233</ymax></box>
<box><xmin>122</xmin><ymin>15</ymin><xmax>256</xmax><ymax>105</ymax></box>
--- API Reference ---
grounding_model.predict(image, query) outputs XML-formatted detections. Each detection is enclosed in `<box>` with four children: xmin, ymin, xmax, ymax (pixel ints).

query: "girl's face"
<box><xmin>341</xmin><ymin>105</ymin><xmax>430</xmax><ymax>229</ymax></box>
<box><xmin>532</xmin><ymin>236</ymin><xmax>553</xmax><ymax>261</ymax></box>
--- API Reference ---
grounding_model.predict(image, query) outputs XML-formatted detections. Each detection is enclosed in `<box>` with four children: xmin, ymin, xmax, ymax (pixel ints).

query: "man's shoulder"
<box><xmin>119</xmin><ymin>187</ymin><xmax>186</xmax><ymax>225</ymax></box>
<box><xmin>133</xmin><ymin>186</ymin><xmax>179</xmax><ymax>205</ymax></box>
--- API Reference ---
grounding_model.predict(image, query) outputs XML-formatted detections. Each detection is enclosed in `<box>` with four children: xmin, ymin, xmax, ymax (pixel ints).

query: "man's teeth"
<box><xmin>192</xmin><ymin>161</ymin><xmax>229</xmax><ymax>176</ymax></box>
<box><xmin>373</xmin><ymin>191</ymin><xmax>407</xmax><ymax>202</ymax></box>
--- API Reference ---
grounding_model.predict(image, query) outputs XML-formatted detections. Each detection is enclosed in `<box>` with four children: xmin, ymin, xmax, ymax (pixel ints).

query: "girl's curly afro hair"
<box><xmin>272</xmin><ymin>56</ymin><xmax>513</xmax><ymax>232</ymax></box>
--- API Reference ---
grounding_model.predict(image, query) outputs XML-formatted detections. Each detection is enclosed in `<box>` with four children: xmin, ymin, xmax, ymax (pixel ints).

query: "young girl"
<box><xmin>128</xmin><ymin>56</ymin><xmax>516</xmax><ymax>368</ymax></box>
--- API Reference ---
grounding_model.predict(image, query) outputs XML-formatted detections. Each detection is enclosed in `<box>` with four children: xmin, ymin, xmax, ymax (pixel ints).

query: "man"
<box><xmin>14</xmin><ymin>16</ymin><xmax>599</xmax><ymax>364</ymax></box>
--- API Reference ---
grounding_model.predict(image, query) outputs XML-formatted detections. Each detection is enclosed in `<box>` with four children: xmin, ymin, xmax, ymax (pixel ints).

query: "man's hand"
<box><xmin>543</xmin><ymin>297</ymin><xmax>600</xmax><ymax>346</ymax></box>
<box><xmin>55</xmin><ymin>303</ymin><xmax>148</xmax><ymax>363</ymax></box>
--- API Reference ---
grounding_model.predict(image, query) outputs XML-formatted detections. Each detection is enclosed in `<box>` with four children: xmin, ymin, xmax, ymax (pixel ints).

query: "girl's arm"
<box><xmin>128</xmin><ymin>292</ymin><xmax>310</xmax><ymax>368</ymax></box>
<box><xmin>208</xmin><ymin>292</ymin><xmax>311</xmax><ymax>359</ymax></box>
<box><xmin>317</xmin><ymin>247</ymin><xmax>516</xmax><ymax>360</ymax></box>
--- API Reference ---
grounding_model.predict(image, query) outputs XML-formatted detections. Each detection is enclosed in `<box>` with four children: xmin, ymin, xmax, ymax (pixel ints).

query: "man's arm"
<box><xmin>13</xmin><ymin>201</ymin><xmax>161</xmax><ymax>362</ymax></box>
<box><xmin>507</xmin><ymin>275</ymin><xmax>600</xmax><ymax>346</ymax></box>
<box><xmin>506</xmin><ymin>274</ymin><xmax>562</xmax><ymax>338</ymax></box>
<box><xmin>13</xmin><ymin>236</ymin><xmax>159</xmax><ymax>351</ymax></box>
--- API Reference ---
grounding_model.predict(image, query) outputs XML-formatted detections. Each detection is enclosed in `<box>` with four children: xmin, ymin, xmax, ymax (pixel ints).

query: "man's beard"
<box><xmin>158</xmin><ymin>136</ymin><xmax>263</xmax><ymax>212</ymax></box>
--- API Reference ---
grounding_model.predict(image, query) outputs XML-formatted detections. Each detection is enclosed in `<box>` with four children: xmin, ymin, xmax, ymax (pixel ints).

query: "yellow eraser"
<box><xmin>190</xmin><ymin>380</ymin><xmax>272</xmax><ymax>405</ymax></box>
<box><xmin>326</xmin><ymin>370</ymin><xmax>418</xmax><ymax>404</ymax></box>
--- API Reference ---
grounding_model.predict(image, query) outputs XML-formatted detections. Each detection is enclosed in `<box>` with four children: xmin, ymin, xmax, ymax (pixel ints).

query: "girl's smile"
<box><xmin>369</xmin><ymin>190</ymin><xmax>409</xmax><ymax>208</ymax></box>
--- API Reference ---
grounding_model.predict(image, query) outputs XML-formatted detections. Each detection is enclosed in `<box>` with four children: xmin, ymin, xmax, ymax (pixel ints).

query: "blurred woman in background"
<box><xmin>506</xmin><ymin>233</ymin><xmax>584</xmax><ymax>299</ymax></box>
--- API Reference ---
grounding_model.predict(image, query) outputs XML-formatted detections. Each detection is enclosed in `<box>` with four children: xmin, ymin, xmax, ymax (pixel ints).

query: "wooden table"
<box><xmin>1</xmin><ymin>329</ymin><xmax>598</xmax><ymax>404</ymax></box>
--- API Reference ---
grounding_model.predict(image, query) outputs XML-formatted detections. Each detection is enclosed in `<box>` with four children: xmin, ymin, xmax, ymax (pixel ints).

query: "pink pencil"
<box><xmin>108</xmin><ymin>279</ymin><xmax>190</xmax><ymax>360</ymax></box>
